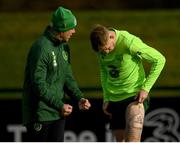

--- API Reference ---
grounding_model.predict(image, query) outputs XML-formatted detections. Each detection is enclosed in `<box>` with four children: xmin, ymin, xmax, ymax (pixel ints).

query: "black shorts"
<box><xmin>108</xmin><ymin>96</ymin><xmax>150</xmax><ymax>130</ymax></box>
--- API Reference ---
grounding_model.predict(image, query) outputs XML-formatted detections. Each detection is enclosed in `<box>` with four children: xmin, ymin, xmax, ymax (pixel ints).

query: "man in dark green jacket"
<box><xmin>22</xmin><ymin>6</ymin><xmax>91</xmax><ymax>142</ymax></box>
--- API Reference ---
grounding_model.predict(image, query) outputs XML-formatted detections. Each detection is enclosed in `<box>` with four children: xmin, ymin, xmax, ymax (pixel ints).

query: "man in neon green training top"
<box><xmin>90</xmin><ymin>24</ymin><xmax>166</xmax><ymax>142</ymax></box>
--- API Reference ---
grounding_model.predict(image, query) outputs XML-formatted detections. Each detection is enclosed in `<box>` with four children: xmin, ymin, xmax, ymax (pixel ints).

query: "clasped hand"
<box><xmin>61</xmin><ymin>98</ymin><xmax>91</xmax><ymax>117</ymax></box>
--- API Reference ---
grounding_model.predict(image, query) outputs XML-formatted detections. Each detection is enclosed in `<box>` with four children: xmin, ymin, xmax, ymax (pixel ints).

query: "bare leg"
<box><xmin>125</xmin><ymin>101</ymin><xmax>145</xmax><ymax>142</ymax></box>
<box><xmin>113</xmin><ymin>129</ymin><xmax>125</xmax><ymax>142</ymax></box>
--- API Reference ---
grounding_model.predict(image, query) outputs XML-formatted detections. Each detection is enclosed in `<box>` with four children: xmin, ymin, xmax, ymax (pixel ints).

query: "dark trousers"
<box><xmin>25</xmin><ymin>119</ymin><xmax>65</xmax><ymax>142</ymax></box>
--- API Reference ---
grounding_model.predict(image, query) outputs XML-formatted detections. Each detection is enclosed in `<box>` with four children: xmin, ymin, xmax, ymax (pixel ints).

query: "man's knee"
<box><xmin>125</xmin><ymin>101</ymin><xmax>145</xmax><ymax>142</ymax></box>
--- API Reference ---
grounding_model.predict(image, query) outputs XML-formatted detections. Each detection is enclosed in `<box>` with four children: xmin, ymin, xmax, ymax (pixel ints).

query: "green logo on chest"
<box><xmin>62</xmin><ymin>50</ymin><xmax>68</xmax><ymax>61</ymax></box>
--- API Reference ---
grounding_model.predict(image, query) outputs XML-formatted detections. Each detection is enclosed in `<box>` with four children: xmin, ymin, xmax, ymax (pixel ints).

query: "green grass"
<box><xmin>0</xmin><ymin>10</ymin><xmax>180</xmax><ymax>99</ymax></box>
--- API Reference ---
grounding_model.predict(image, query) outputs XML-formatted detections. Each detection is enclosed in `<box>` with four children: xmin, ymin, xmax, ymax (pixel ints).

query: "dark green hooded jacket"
<box><xmin>22</xmin><ymin>26</ymin><xmax>83</xmax><ymax>125</ymax></box>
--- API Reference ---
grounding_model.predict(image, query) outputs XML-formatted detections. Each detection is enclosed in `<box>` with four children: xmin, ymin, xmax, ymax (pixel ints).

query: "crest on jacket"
<box><xmin>62</xmin><ymin>50</ymin><xmax>68</xmax><ymax>61</ymax></box>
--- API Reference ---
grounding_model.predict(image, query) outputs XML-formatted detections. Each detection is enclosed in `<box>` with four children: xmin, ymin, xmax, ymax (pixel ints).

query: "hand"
<box><xmin>103</xmin><ymin>101</ymin><xmax>112</xmax><ymax>117</ymax></box>
<box><xmin>61</xmin><ymin>104</ymin><xmax>73</xmax><ymax>117</ymax></box>
<box><xmin>78</xmin><ymin>98</ymin><xmax>91</xmax><ymax>110</ymax></box>
<box><xmin>134</xmin><ymin>89</ymin><xmax>149</xmax><ymax>103</ymax></box>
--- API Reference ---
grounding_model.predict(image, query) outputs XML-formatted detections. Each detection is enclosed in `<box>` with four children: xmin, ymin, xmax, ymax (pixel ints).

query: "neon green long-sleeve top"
<box><xmin>98</xmin><ymin>29</ymin><xmax>166</xmax><ymax>102</ymax></box>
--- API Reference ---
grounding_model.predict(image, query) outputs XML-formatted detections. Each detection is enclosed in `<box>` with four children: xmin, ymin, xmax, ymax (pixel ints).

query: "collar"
<box><xmin>43</xmin><ymin>26</ymin><xmax>65</xmax><ymax>46</ymax></box>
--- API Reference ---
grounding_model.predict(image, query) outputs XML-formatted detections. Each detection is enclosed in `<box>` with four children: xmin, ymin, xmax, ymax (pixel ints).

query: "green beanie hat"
<box><xmin>51</xmin><ymin>7</ymin><xmax>77</xmax><ymax>32</ymax></box>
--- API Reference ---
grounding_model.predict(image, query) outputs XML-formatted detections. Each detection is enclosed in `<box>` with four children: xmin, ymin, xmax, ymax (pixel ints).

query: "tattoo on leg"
<box><xmin>125</xmin><ymin>101</ymin><xmax>145</xmax><ymax>142</ymax></box>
